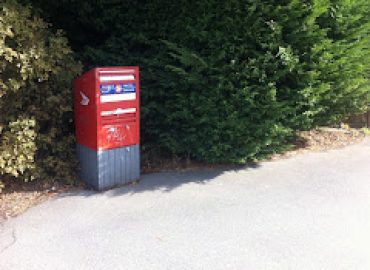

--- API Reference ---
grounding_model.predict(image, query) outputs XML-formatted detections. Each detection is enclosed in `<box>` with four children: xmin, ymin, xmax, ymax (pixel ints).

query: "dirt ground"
<box><xmin>269</xmin><ymin>127</ymin><xmax>366</xmax><ymax>160</ymax></box>
<box><xmin>0</xmin><ymin>127</ymin><xmax>367</xmax><ymax>222</ymax></box>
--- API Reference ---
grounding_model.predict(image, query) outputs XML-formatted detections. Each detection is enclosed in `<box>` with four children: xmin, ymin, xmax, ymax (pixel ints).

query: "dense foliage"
<box><xmin>29</xmin><ymin>0</ymin><xmax>368</xmax><ymax>163</ymax></box>
<box><xmin>0</xmin><ymin>0</ymin><xmax>81</xmax><ymax>187</ymax></box>
<box><xmin>2</xmin><ymin>0</ymin><xmax>369</xmax><ymax>185</ymax></box>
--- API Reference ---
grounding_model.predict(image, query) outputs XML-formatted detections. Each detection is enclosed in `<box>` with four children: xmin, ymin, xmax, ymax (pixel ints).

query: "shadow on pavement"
<box><xmin>57</xmin><ymin>162</ymin><xmax>261</xmax><ymax>198</ymax></box>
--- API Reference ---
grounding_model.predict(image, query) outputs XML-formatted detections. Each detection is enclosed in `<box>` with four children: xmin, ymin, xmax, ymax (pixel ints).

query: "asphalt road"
<box><xmin>1</xmin><ymin>138</ymin><xmax>370</xmax><ymax>270</ymax></box>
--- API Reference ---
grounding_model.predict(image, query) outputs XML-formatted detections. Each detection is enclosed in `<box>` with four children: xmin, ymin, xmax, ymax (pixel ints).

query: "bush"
<box><xmin>311</xmin><ymin>0</ymin><xmax>370</xmax><ymax>124</ymax></box>
<box><xmin>22</xmin><ymin>0</ymin><xmax>370</xmax><ymax>163</ymax></box>
<box><xmin>0</xmin><ymin>0</ymin><xmax>81</xmax><ymax>187</ymax></box>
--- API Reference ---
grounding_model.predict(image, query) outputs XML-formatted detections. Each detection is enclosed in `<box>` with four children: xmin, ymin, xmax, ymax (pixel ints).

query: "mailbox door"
<box><xmin>96</xmin><ymin>67</ymin><xmax>140</xmax><ymax>150</ymax></box>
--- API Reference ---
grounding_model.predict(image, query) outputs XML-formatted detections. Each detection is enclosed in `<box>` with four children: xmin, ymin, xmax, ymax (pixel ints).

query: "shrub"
<box><xmin>311</xmin><ymin>0</ymin><xmax>370</xmax><ymax>124</ymax></box>
<box><xmin>0</xmin><ymin>0</ymin><xmax>81</xmax><ymax>188</ymax></box>
<box><xmin>73</xmin><ymin>0</ymin><xmax>311</xmax><ymax>162</ymax></box>
<box><xmin>26</xmin><ymin>0</ymin><xmax>370</xmax><ymax>163</ymax></box>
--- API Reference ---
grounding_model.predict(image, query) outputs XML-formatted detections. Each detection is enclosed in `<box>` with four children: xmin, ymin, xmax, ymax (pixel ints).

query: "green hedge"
<box><xmin>57</xmin><ymin>0</ymin><xmax>368</xmax><ymax>163</ymax></box>
<box><xmin>10</xmin><ymin>1</ymin><xmax>370</xmax><ymax>168</ymax></box>
<box><xmin>0</xmin><ymin>1</ymin><xmax>81</xmax><ymax>188</ymax></box>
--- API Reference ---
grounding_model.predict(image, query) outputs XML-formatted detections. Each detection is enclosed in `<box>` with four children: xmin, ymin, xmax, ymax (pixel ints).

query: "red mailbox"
<box><xmin>74</xmin><ymin>67</ymin><xmax>140</xmax><ymax>190</ymax></box>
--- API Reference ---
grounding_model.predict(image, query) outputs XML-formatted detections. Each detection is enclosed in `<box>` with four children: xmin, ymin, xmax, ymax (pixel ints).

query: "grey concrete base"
<box><xmin>77</xmin><ymin>144</ymin><xmax>140</xmax><ymax>190</ymax></box>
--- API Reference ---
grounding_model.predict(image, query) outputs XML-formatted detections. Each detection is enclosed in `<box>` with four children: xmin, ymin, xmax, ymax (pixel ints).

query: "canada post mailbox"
<box><xmin>74</xmin><ymin>67</ymin><xmax>140</xmax><ymax>190</ymax></box>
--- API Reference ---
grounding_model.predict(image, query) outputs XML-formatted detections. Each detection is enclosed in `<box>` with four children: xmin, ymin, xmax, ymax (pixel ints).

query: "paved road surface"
<box><xmin>1</xmin><ymin>138</ymin><xmax>370</xmax><ymax>270</ymax></box>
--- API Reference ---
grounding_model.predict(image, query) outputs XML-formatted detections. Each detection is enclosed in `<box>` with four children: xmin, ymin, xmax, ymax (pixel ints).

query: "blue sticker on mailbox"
<box><xmin>100</xmin><ymin>83</ymin><xmax>136</xmax><ymax>95</ymax></box>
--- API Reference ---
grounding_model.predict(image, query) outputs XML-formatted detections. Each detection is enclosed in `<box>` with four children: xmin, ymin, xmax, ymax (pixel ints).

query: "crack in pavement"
<box><xmin>0</xmin><ymin>223</ymin><xmax>17</xmax><ymax>255</ymax></box>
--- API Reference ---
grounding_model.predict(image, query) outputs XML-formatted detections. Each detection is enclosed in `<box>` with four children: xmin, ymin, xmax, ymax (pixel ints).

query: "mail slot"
<box><xmin>74</xmin><ymin>67</ymin><xmax>140</xmax><ymax>190</ymax></box>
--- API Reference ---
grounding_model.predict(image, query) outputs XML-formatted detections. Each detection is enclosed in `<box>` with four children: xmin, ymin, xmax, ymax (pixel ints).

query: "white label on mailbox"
<box><xmin>100</xmin><ymin>93</ymin><xmax>136</xmax><ymax>103</ymax></box>
<box><xmin>101</xmin><ymin>108</ymin><xmax>136</xmax><ymax>116</ymax></box>
<box><xmin>99</xmin><ymin>70</ymin><xmax>135</xmax><ymax>74</ymax></box>
<box><xmin>99</xmin><ymin>75</ymin><xmax>135</xmax><ymax>82</ymax></box>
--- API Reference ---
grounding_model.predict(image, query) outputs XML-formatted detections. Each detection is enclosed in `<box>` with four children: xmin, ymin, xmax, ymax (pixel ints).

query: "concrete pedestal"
<box><xmin>77</xmin><ymin>144</ymin><xmax>140</xmax><ymax>190</ymax></box>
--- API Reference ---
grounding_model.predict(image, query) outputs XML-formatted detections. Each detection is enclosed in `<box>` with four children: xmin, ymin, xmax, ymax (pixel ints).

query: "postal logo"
<box><xmin>115</xmin><ymin>84</ymin><xmax>122</xmax><ymax>93</ymax></box>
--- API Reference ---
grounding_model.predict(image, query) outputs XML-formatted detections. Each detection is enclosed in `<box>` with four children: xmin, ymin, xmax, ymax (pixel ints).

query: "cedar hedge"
<box><xmin>1</xmin><ymin>0</ymin><xmax>369</xmax><ymax>186</ymax></box>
